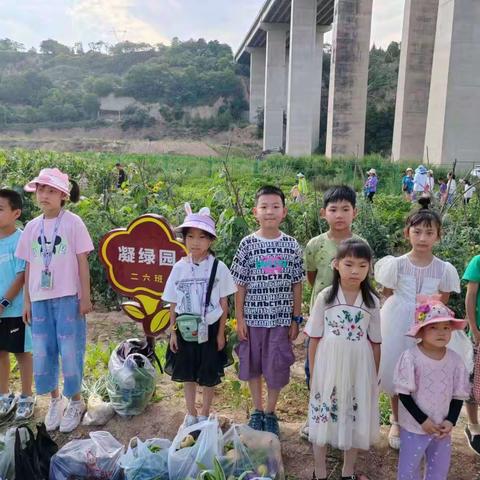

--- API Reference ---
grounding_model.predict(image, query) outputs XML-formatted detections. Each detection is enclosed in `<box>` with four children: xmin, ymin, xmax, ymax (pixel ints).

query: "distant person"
<box><xmin>402</xmin><ymin>168</ymin><xmax>414</xmax><ymax>201</ymax></box>
<box><xmin>364</xmin><ymin>168</ymin><xmax>378</xmax><ymax>202</ymax></box>
<box><xmin>115</xmin><ymin>163</ymin><xmax>127</xmax><ymax>189</ymax></box>
<box><xmin>413</xmin><ymin>165</ymin><xmax>428</xmax><ymax>200</ymax></box>
<box><xmin>290</xmin><ymin>173</ymin><xmax>307</xmax><ymax>203</ymax></box>
<box><xmin>463</xmin><ymin>179</ymin><xmax>475</xmax><ymax>205</ymax></box>
<box><xmin>439</xmin><ymin>178</ymin><xmax>448</xmax><ymax>205</ymax></box>
<box><xmin>427</xmin><ymin>169</ymin><xmax>435</xmax><ymax>193</ymax></box>
<box><xmin>446</xmin><ymin>172</ymin><xmax>457</xmax><ymax>205</ymax></box>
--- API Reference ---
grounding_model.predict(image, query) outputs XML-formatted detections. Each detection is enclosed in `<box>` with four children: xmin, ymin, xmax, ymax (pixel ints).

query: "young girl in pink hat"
<box><xmin>394</xmin><ymin>296</ymin><xmax>470</xmax><ymax>479</ymax></box>
<box><xmin>15</xmin><ymin>167</ymin><xmax>93</xmax><ymax>433</ymax></box>
<box><xmin>163</xmin><ymin>204</ymin><xmax>237</xmax><ymax>428</ymax></box>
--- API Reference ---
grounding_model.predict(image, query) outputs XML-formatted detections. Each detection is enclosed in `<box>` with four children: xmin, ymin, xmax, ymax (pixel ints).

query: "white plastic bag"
<box><xmin>0</xmin><ymin>428</ymin><xmax>16</xmax><ymax>480</ymax></box>
<box><xmin>107</xmin><ymin>350</ymin><xmax>157</xmax><ymax>416</ymax></box>
<box><xmin>120</xmin><ymin>437</ymin><xmax>171</xmax><ymax>480</ymax></box>
<box><xmin>82</xmin><ymin>394</ymin><xmax>115</xmax><ymax>426</ymax></box>
<box><xmin>168</xmin><ymin>416</ymin><xmax>221</xmax><ymax>480</ymax></box>
<box><xmin>49</xmin><ymin>431</ymin><xmax>124</xmax><ymax>480</ymax></box>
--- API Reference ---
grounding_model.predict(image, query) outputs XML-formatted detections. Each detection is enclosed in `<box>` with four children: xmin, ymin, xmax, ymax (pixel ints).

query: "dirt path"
<box><xmin>6</xmin><ymin>311</ymin><xmax>480</xmax><ymax>479</ymax></box>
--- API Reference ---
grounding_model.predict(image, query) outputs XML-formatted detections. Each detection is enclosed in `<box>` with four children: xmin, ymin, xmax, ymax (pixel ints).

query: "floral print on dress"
<box><xmin>311</xmin><ymin>387</ymin><xmax>339</xmax><ymax>424</ymax></box>
<box><xmin>327</xmin><ymin>309</ymin><xmax>365</xmax><ymax>341</ymax></box>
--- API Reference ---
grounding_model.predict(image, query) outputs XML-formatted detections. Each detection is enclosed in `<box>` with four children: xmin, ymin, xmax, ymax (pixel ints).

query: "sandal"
<box><xmin>342</xmin><ymin>475</ymin><xmax>369</xmax><ymax>480</ymax></box>
<box><xmin>388</xmin><ymin>415</ymin><xmax>401</xmax><ymax>450</ymax></box>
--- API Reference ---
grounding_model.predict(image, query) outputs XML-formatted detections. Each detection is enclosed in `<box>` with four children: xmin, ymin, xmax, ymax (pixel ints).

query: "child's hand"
<box><xmin>170</xmin><ymin>332</ymin><xmax>179</xmax><ymax>353</ymax></box>
<box><xmin>289</xmin><ymin>322</ymin><xmax>299</xmax><ymax>341</ymax></box>
<box><xmin>237</xmin><ymin>318</ymin><xmax>248</xmax><ymax>341</ymax></box>
<box><xmin>473</xmin><ymin>329</ymin><xmax>480</xmax><ymax>346</ymax></box>
<box><xmin>79</xmin><ymin>297</ymin><xmax>93</xmax><ymax>315</ymax></box>
<box><xmin>217</xmin><ymin>330</ymin><xmax>226</xmax><ymax>351</ymax></box>
<box><xmin>437</xmin><ymin>420</ymin><xmax>453</xmax><ymax>439</ymax></box>
<box><xmin>421</xmin><ymin>418</ymin><xmax>441</xmax><ymax>436</ymax></box>
<box><xmin>23</xmin><ymin>301</ymin><xmax>31</xmax><ymax>326</ymax></box>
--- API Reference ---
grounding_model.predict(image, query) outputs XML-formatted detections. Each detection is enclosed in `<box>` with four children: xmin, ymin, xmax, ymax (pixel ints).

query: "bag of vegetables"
<box><xmin>106</xmin><ymin>345</ymin><xmax>157</xmax><ymax>417</ymax></box>
<box><xmin>120</xmin><ymin>437</ymin><xmax>171</xmax><ymax>480</ymax></box>
<box><xmin>168</xmin><ymin>416</ymin><xmax>222</xmax><ymax>480</ymax></box>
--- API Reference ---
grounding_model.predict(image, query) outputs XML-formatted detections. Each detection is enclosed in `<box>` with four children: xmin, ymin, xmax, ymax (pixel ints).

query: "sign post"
<box><xmin>99</xmin><ymin>214</ymin><xmax>188</xmax><ymax>336</ymax></box>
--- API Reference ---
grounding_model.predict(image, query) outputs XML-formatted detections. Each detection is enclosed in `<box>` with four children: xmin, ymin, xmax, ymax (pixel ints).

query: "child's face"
<box><xmin>334</xmin><ymin>255</ymin><xmax>370</xmax><ymax>289</ymax></box>
<box><xmin>0</xmin><ymin>197</ymin><xmax>20</xmax><ymax>229</ymax></box>
<box><xmin>406</xmin><ymin>222</ymin><xmax>439</xmax><ymax>253</ymax></box>
<box><xmin>253</xmin><ymin>194</ymin><xmax>287</xmax><ymax>230</ymax></box>
<box><xmin>184</xmin><ymin>228</ymin><xmax>213</xmax><ymax>259</ymax></box>
<box><xmin>36</xmin><ymin>184</ymin><xmax>65</xmax><ymax>213</ymax></box>
<box><xmin>321</xmin><ymin>200</ymin><xmax>357</xmax><ymax>232</ymax></box>
<box><xmin>419</xmin><ymin>321</ymin><xmax>452</xmax><ymax>349</ymax></box>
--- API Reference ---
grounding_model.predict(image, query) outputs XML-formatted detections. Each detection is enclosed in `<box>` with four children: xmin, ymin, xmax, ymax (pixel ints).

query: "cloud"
<box><xmin>70</xmin><ymin>0</ymin><xmax>170</xmax><ymax>45</ymax></box>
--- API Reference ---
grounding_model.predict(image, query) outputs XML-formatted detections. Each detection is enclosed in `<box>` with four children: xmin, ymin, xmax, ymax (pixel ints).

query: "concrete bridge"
<box><xmin>236</xmin><ymin>0</ymin><xmax>480</xmax><ymax>167</ymax></box>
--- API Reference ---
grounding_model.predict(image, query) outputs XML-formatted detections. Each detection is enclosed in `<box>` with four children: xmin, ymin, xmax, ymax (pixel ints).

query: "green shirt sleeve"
<box><xmin>304</xmin><ymin>238</ymin><xmax>318</xmax><ymax>272</ymax></box>
<box><xmin>463</xmin><ymin>256</ymin><xmax>480</xmax><ymax>283</ymax></box>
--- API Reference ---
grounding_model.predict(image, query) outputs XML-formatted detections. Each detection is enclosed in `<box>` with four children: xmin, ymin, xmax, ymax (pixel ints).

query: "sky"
<box><xmin>0</xmin><ymin>0</ymin><xmax>404</xmax><ymax>54</ymax></box>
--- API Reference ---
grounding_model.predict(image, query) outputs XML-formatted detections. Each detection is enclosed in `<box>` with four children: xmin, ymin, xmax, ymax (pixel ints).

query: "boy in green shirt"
<box><xmin>301</xmin><ymin>185</ymin><xmax>364</xmax><ymax>439</ymax></box>
<box><xmin>463</xmin><ymin>255</ymin><xmax>480</xmax><ymax>455</ymax></box>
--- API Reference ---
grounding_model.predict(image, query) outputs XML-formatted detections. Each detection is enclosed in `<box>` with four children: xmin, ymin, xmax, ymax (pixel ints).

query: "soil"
<box><xmin>4</xmin><ymin>310</ymin><xmax>480</xmax><ymax>479</ymax></box>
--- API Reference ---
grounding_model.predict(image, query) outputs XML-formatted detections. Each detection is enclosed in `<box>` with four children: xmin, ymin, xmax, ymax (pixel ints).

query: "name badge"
<box><xmin>41</xmin><ymin>270</ymin><xmax>53</xmax><ymax>289</ymax></box>
<box><xmin>197</xmin><ymin>320</ymin><xmax>208</xmax><ymax>344</ymax></box>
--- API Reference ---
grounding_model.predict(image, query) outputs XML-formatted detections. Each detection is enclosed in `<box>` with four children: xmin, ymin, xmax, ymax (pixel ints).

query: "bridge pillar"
<box><xmin>326</xmin><ymin>0</ymin><xmax>373</xmax><ymax>158</ymax></box>
<box><xmin>247</xmin><ymin>47</ymin><xmax>266</xmax><ymax>124</ymax></box>
<box><xmin>424</xmin><ymin>0</ymin><xmax>480</xmax><ymax>168</ymax></box>
<box><xmin>285</xmin><ymin>0</ymin><xmax>317</xmax><ymax>157</ymax></box>
<box><xmin>261</xmin><ymin>23</ymin><xmax>289</xmax><ymax>151</ymax></box>
<box><xmin>392</xmin><ymin>0</ymin><xmax>438</xmax><ymax>162</ymax></box>
<box><xmin>312</xmin><ymin>26</ymin><xmax>330</xmax><ymax>152</ymax></box>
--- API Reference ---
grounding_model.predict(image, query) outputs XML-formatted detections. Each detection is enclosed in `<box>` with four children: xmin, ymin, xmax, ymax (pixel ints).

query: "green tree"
<box><xmin>82</xmin><ymin>93</ymin><xmax>101</xmax><ymax>118</ymax></box>
<box><xmin>0</xmin><ymin>38</ymin><xmax>25</xmax><ymax>52</ymax></box>
<box><xmin>40</xmin><ymin>39</ymin><xmax>71</xmax><ymax>56</ymax></box>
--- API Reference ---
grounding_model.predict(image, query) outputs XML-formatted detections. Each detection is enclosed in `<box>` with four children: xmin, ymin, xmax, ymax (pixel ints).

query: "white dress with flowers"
<box><xmin>304</xmin><ymin>287</ymin><xmax>381</xmax><ymax>451</ymax></box>
<box><xmin>374</xmin><ymin>254</ymin><xmax>473</xmax><ymax>395</ymax></box>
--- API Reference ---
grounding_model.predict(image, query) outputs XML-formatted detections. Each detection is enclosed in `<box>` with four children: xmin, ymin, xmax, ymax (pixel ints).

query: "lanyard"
<box><xmin>189</xmin><ymin>254</ymin><xmax>212</xmax><ymax>320</ymax></box>
<box><xmin>40</xmin><ymin>210</ymin><xmax>64</xmax><ymax>271</ymax></box>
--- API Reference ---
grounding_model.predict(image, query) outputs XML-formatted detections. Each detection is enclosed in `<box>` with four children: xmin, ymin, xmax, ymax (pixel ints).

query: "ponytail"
<box><xmin>69</xmin><ymin>180</ymin><xmax>80</xmax><ymax>203</ymax></box>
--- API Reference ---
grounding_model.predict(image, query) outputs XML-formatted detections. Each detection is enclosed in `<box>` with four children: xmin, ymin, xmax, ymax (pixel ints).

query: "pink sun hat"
<box><xmin>406</xmin><ymin>295</ymin><xmax>467</xmax><ymax>337</ymax></box>
<box><xmin>24</xmin><ymin>168</ymin><xmax>71</xmax><ymax>197</ymax></box>
<box><xmin>175</xmin><ymin>203</ymin><xmax>217</xmax><ymax>238</ymax></box>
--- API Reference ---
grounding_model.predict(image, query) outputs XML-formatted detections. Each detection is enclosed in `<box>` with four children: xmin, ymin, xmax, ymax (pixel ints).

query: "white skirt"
<box><xmin>309</xmin><ymin>338</ymin><xmax>379</xmax><ymax>451</ymax></box>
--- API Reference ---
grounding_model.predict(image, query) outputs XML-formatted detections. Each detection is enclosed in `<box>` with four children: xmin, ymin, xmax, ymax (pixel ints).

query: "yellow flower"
<box><xmin>418</xmin><ymin>312</ymin><xmax>427</xmax><ymax>322</ymax></box>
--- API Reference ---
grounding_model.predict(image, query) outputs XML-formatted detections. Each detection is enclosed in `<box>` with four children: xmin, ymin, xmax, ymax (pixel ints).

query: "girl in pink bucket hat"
<box><xmin>393</xmin><ymin>295</ymin><xmax>470</xmax><ymax>479</ymax></box>
<box><xmin>163</xmin><ymin>203</ymin><xmax>237</xmax><ymax>428</ymax></box>
<box><xmin>15</xmin><ymin>167</ymin><xmax>94</xmax><ymax>433</ymax></box>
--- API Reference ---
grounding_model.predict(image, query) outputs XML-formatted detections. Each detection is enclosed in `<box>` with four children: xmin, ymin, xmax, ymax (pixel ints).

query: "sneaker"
<box><xmin>15</xmin><ymin>395</ymin><xmax>36</xmax><ymax>421</ymax></box>
<box><xmin>248</xmin><ymin>410</ymin><xmax>264</xmax><ymax>431</ymax></box>
<box><xmin>0</xmin><ymin>393</ymin><xmax>17</xmax><ymax>418</ymax></box>
<box><xmin>59</xmin><ymin>399</ymin><xmax>86</xmax><ymax>433</ymax></box>
<box><xmin>197</xmin><ymin>415</ymin><xmax>208</xmax><ymax>423</ymax></box>
<box><xmin>45</xmin><ymin>395</ymin><xmax>67</xmax><ymax>431</ymax></box>
<box><xmin>264</xmin><ymin>412</ymin><xmax>280</xmax><ymax>437</ymax></box>
<box><xmin>300</xmin><ymin>419</ymin><xmax>309</xmax><ymax>440</ymax></box>
<box><xmin>182</xmin><ymin>414</ymin><xmax>198</xmax><ymax>429</ymax></box>
<box><xmin>465</xmin><ymin>425</ymin><xmax>480</xmax><ymax>456</ymax></box>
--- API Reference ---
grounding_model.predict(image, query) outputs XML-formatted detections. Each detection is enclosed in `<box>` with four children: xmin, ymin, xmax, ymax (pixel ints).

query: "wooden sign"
<box><xmin>99</xmin><ymin>214</ymin><xmax>188</xmax><ymax>336</ymax></box>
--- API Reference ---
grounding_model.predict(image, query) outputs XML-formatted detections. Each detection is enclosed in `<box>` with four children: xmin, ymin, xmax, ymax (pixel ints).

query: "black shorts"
<box><xmin>0</xmin><ymin>317</ymin><xmax>31</xmax><ymax>353</ymax></box>
<box><xmin>165</xmin><ymin>321</ymin><xmax>231</xmax><ymax>387</ymax></box>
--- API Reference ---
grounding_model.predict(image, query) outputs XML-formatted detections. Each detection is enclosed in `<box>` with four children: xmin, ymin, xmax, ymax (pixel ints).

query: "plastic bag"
<box><xmin>168</xmin><ymin>416</ymin><xmax>222</xmax><ymax>480</ymax></box>
<box><xmin>15</xmin><ymin>425</ymin><xmax>42</xmax><ymax>479</ymax></box>
<box><xmin>36</xmin><ymin>422</ymin><xmax>59</xmax><ymax>478</ymax></box>
<box><xmin>0</xmin><ymin>427</ymin><xmax>16</xmax><ymax>480</ymax></box>
<box><xmin>49</xmin><ymin>431</ymin><xmax>124</xmax><ymax>480</ymax></box>
<box><xmin>106</xmin><ymin>345</ymin><xmax>157</xmax><ymax>416</ymax></box>
<box><xmin>220</xmin><ymin>425</ymin><xmax>284</xmax><ymax>480</ymax></box>
<box><xmin>82</xmin><ymin>393</ymin><xmax>116</xmax><ymax>426</ymax></box>
<box><xmin>120</xmin><ymin>437</ymin><xmax>171</xmax><ymax>480</ymax></box>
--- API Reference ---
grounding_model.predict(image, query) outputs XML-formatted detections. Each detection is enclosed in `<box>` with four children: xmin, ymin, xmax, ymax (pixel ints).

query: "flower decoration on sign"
<box><xmin>99</xmin><ymin>214</ymin><xmax>188</xmax><ymax>336</ymax></box>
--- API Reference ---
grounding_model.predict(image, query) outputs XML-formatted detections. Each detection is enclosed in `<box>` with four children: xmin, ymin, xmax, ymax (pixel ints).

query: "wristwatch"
<box><xmin>0</xmin><ymin>298</ymin><xmax>11</xmax><ymax>308</ymax></box>
<box><xmin>292</xmin><ymin>315</ymin><xmax>304</xmax><ymax>325</ymax></box>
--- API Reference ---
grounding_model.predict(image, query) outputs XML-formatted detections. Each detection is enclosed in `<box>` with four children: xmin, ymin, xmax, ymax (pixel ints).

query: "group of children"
<box><xmin>1</xmin><ymin>168</ymin><xmax>480</xmax><ymax>480</ymax></box>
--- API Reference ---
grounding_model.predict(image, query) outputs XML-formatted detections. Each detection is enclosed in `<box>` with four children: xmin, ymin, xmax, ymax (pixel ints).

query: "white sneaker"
<box><xmin>59</xmin><ymin>399</ymin><xmax>86</xmax><ymax>433</ymax></box>
<box><xmin>45</xmin><ymin>395</ymin><xmax>66</xmax><ymax>431</ymax></box>
<box><xmin>0</xmin><ymin>393</ymin><xmax>17</xmax><ymax>418</ymax></box>
<box><xmin>15</xmin><ymin>395</ymin><xmax>36</xmax><ymax>421</ymax></box>
<box><xmin>182</xmin><ymin>414</ymin><xmax>198</xmax><ymax>429</ymax></box>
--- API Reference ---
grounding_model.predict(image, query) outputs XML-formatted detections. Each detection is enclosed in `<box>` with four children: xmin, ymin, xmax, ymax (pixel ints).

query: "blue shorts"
<box><xmin>31</xmin><ymin>295</ymin><xmax>86</xmax><ymax>397</ymax></box>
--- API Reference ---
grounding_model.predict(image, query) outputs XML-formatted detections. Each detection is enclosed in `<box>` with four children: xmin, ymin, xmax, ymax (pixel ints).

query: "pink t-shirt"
<box><xmin>394</xmin><ymin>346</ymin><xmax>470</xmax><ymax>435</ymax></box>
<box><xmin>15</xmin><ymin>210</ymin><xmax>94</xmax><ymax>302</ymax></box>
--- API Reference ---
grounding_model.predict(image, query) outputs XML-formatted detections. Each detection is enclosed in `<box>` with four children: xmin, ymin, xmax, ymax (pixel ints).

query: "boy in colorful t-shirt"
<box><xmin>231</xmin><ymin>185</ymin><xmax>304</xmax><ymax>437</ymax></box>
<box><xmin>0</xmin><ymin>189</ymin><xmax>34</xmax><ymax>421</ymax></box>
<box><xmin>463</xmin><ymin>255</ymin><xmax>480</xmax><ymax>455</ymax></box>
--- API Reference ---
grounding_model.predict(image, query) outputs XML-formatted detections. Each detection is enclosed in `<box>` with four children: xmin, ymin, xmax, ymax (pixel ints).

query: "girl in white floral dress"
<box><xmin>305</xmin><ymin>239</ymin><xmax>381</xmax><ymax>480</ymax></box>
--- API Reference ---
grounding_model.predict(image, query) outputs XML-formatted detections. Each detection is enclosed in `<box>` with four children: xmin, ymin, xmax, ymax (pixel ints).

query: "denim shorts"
<box><xmin>31</xmin><ymin>295</ymin><xmax>86</xmax><ymax>397</ymax></box>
